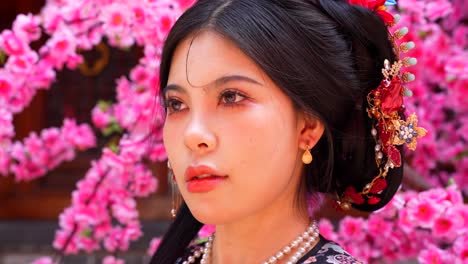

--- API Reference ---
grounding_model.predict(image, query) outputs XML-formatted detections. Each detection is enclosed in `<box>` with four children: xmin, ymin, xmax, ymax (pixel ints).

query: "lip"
<box><xmin>185</xmin><ymin>165</ymin><xmax>228</xmax><ymax>193</ymax></box>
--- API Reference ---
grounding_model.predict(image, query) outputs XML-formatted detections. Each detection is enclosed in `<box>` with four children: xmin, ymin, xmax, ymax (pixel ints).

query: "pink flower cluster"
<box><xmin>53</xmin><ymin>149</ymin><xmax>158</xmax><ymax>256</ymax></box>
<box><xmin>91</xmin><ymin>44</ymin><xmax>167</xmax><ymax>164</ymax></box>
<box><xmin>1</xmin><ymin>0</ymin><xmax>193</xmax><ymax>182</ymax></box>
<box><xmin>0</xmin><ymin>119</ymin><xmax>95</xmax><ymax>181</ymax></box>
<box><xmin>397</xmin><ymin>0</ymin><xmax>468</xmax><ymax>194</ymax></box>
<box><xmin>0</xmin><ymin>12</ymin><xmax>97</xmax><ymax>182</ymax></box>
<box><xmin>319</xmin><ymin>185</ymin><xmax>468</xmax><ymax>263</ymax></box>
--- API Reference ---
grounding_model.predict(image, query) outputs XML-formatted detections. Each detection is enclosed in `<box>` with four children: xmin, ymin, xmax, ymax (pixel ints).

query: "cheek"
<box><xmin>162</xmin><ymin>120</ymin><xmax>182</xmax><ymax>167</ymax></box>
<box><xmin>220</xmin><ymin>103</ymin><xmax>300</xmax><ymax>205</ymax></box>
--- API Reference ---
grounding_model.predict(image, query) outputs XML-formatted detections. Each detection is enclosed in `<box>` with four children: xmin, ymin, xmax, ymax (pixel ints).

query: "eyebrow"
<box><xmin>162</xmin><ymin>75</ymin><xmax>263</xmax><ymax>95</ymax></box>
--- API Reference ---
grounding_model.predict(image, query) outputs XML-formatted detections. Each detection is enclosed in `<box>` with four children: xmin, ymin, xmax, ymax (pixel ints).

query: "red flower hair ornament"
<box><xmin>349</xmin><ymin>0</ymin><xmax>396</xmax><ymax>25</ymax></box>
<box><xmin>336</xmin><ymin>0</ymin><xmax>427</xmax><ymax>210</ymax></box>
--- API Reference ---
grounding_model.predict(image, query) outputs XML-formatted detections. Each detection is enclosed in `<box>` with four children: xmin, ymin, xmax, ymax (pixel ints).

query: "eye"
<box><xmin>220</xmin><ymin>90</ymin><xmax>246</xmax><ymax>105</ymax></box>
<box><xmin>165</xmin><ymin>98</ymin><xmax>187</xmax><ymax>113</ymax></box>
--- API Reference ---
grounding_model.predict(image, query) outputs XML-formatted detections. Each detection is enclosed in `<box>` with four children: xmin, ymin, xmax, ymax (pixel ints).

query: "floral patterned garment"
<box><xmin>175</xmin><ymin>236</ymin><xmax>363</xmax><ymax>264</ymax></box>
<box><xmin>298</xmin><ymin>237</ymin><xmax>363</xmax><ymax>264</ymax></box>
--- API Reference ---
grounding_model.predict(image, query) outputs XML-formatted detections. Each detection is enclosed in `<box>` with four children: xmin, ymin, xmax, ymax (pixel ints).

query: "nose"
<box><xmin>184</xmin><ymin>113</ymin><xmax>217</xmax><ymax>155</ymax></box>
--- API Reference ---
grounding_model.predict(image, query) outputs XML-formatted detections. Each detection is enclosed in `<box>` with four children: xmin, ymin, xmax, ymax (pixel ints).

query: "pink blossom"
<box><xmin>0</xmin><ymin>146</ymin><xmax>11</xmax><ymax>176</ymax></box>
<box><xmin>454</xmin><ymin>26</ymin><xmax>468</xmax><ymax>48</ymax></box>
<box><xmin>131</xmin><ymin>6</ymin><xmax>147</xmax><ymax>25</ymax></box>
<box><xmin>445</xmin><ymin>52</ymin><xmax>468</xmax><ymax>80</ymax></box>
<box><xmin>398</xmin><ymin>0</ymin><xmax>426</xmax><ymax>14</ymax></box>
<box><xmin>130</xmin><ymin>65</ymin><xmax>150</xmax><ymax>87</ymax></box>
<box><xmin>102</xmin><ymin>223</ymin><xmax>141</xmax><ymax>252</ymax></box>
<box><xmin>53</xmin><ymin>229</ymin><xmax>79</xmax><ymax>254</ymax></box>
<box><xmin>448</xmin><ymin>205</ymin><xmax>468</xmax><ymax>234</ymax></box>
<box><xmin>449</xmin><ymin>79</ymin><xmax>468</xmax><ymax>112</ymax></box>
<box><xmin>339</xmin><ymin>217</ymin><xmax>366</xmax><ymax>241</ymax></box>
<box><xmin>446</xmin><ymin>184</ymin><xmax>464</xmax><ymax>205</ymax></box>
<box><xmin>102</xmin><ymin>4</ymin><xmax>129</xmax><ymax>31</ymax></box>
<box><xmin>146</xmin><ymin>143</ymin><xmax>167</xmax><ymax>162</ymax></box>
<box><xmin>5</xmin><ymin>51</ymin><xmax>38</xmax><ymax>74</ymax></box>
<box><xmin>0</xmin><ymin>30</ymin><xmax>27</xmax><ymax>56</ymax></box>
<box><xmin>65</xmin><ymin>53</ymin><xmax>84</xmax><ymax>69</ymax></box>
<box><xmin>147</xmin><ymin>237</ymin><xmax>161</xmax><ymax>256</ymax></box>
<box><xmin>367</xmin><ymin>215</ymin><xmax>392</xmax><ymax>237</ymax></box>
<box><xmin>453</xmin><ymin>235</ymin><xmax>468</xmax><ymax>261</ymax></box>
<box><xmin>418</xmin><ymin>245</ymin><xmax>452</xmax><ymax>264</ymax></box>
<box><xmin>433</xmin><ymin>215</ymin><xmax>457</xmax><ymax>239</ymax></box>
<box><xmin>107</xmin><ymin>31</ymin><xmax>135</xmax><ymax>48</ymax></box>
<box><xmin>397</xmin><ymin>208</ymin><xmax>415</xmax><ymax>234</ymax></box>
<box><xmin>0</xmin><ymin>72</ymin><xmax>14</xmax><ymax>103</ymax></box>
<box><xmin>116</xmin><ymin>77</ymin><xmax>132</xmax><ymax>101</ymax></box>
<box><xmin>129</xmin><ymin>164</ymin><xmax>158</xmax><ymax>197</ymax></box>
<box><xmin>418</xmin><ymin>188</ymin><xmax>450</xmax><ymax>203</ymax></box>
<box><xmin>77</xmin><ymin>231</ymin><xmax>101</xmax><ymax>253</ymax></box>
<box><xmin>103</xmin><ymin>227</ymin><xmax>123</xmax><ymax>252</ymax></box>
<box><xmin>114</xmin><ymin>104</ymin><xmax>138</xmax><ymax>130</ymax></box>
<box><xmin>318</xmin><ymin>219</ymin><xmax>337</xmax><ymax>241</ymax></box>
<box><xmin>31</xmin><ymin>256</ymin><xmax>53</xmax><ymax>264</ymax></box>
<box><xmin>41</xmin><ymin>29</ymin><xmax>79</xmax><ymax>69</ymax></box>
<box><xmin>158</xmin><ymin>14</ymin><xmax>176</xmax><ymax>37</ymax></box>
<box><xmin>102</xmin><ymin>256</ymin><xmax>124</xmax><ymax>264</ymax></box>
<box><xmin>58</xmin><ymin>208</ymin><xmax>76</xmax><ymax>231</ymax></box>
<box><xmin>62</xmin><ymin>119</ymin><xmax>96</xmax><ymax>150</ymax></box>
<box><xmin>29</xmin><ymin>61</ymin><xmax>56</xmax><ymax>90</ymax></box>
<box><xmin>101</xmin><ymin>148</ymin><xmax>132</xmax><ymax>172</ymax></box>
<box><xmin>177</xmin><ymin>0</ymin><xmax>197</xmax><ymax>10</ymax></box>
<box><xmin>92</xmin><ymin>105</ymin><xmax>112</xmax><ymax>129</ymax></box>
<box><xmin>376</xmin><ymin>193</ymin><xmax>405</xmax><ymax>219</ymax></box>
<box><xmin>397</xmin><ymin>232</ymin><xmax>420</xmax><ymax>259</ymax></box>
<box><xmin>40</xmin><ymin>5</ymin><xmax>63</xmax><ymax>33</ymax></box>
<box><xmin>12</xmin><ymin>13</ymin><xmax>41</xmax><ymax>43</ymax></box>
<box><xmin>198</xmin><ymin>225</ymin><xmax>216</xmax><ymax>238</ymax></box>
<box><xmin>122</xmin><ymin>221</ymin><xmax>142</xmax><ymax>243</ymax></box>
<box><xmin>425</xmin><ymin>0</ymin><xmax>453</xmax><ymax>21</ymax></box>
<box><xmin>406</xmin><ymin>197</ymin><xmax>441</xmax><ymax>228</ymax></box>
<box><xmin>7</xmin><ymin>84</ymin><xmax>37</xmax><ymax>114</ymax></box>
<box><xmin>101</xmin><ymin>4</ymin><xmax>134</xmax><ymax>47</ymax></box>
<box><xmin>74</xmin><ymin>206</ymin><xmax>101</xmax><ymax>226</ymax></box>
<box><xmin>10</xmin><ymin>160</ymin><xmax>46</xmax><ymax>181</ymax></box>
<box><xmin>0</xmin><ymin>108</ymin><xmax>14</xmax><ymax>140</ymax></box>
<box><xmin>94</xmin><ymin>222</ymin><xmax>112</xmax><ymax>240</ymax></box>
<box><xmin>111</xmin><ymin>198</ymin><xmax>138</xmax><ymax>224</ymax></box>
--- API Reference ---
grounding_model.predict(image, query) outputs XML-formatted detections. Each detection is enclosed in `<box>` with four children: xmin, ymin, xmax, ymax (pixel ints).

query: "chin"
<box><xmin>188</xmin><ymin>203</ymin><xmax>235</xmax><ymax>225</ymax></box>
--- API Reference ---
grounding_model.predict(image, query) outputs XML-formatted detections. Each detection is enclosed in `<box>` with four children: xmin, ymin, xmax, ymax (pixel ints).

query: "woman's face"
<box><xmin>162</xmin><ymin>30</ymin><xmax>319</xmax><ymax>224</ymax></box>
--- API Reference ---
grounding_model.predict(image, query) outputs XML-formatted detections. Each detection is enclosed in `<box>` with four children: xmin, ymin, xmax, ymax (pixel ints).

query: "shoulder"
<box><xmin>299</xmin><ymin>236</ymin><xmax>363</xmax><ymax>264</ymax></box>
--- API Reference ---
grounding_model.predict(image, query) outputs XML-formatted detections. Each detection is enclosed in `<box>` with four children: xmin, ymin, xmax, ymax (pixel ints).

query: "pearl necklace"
<box><xmin>182</xmin><ymin>221</ymin><xmax>319</xmax><ymax>264</ymax></box>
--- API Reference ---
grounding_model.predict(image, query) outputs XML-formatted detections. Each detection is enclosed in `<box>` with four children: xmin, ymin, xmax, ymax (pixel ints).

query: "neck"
<box><xmin>210</xmin><ymin>203</ymin><xmax>312</xmax><ymax>263</ymax></box>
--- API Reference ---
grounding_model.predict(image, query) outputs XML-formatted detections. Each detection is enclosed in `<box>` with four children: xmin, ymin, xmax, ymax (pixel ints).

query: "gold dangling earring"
<box><xmin>302</xmin><ymin>145</ymin><xmax>313</xmax><ymax>164</ymax></box>
<box><xmin>168</xmin><ymin>161</ymin><xmax>178</xmax><ymax>219</ymax></box>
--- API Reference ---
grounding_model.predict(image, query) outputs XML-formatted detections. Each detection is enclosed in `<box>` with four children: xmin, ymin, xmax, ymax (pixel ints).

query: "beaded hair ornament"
<box><xmin>337</xmin><ymin>0</ymin><xmax>427</xmax><ymax>210</ymax></box>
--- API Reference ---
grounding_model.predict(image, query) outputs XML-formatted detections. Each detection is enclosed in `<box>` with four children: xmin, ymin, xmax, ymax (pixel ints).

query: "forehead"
<box><xmin>168</xmin><ymin>30</ymin><xmax>266</xmax><ymax>87</ymax></box>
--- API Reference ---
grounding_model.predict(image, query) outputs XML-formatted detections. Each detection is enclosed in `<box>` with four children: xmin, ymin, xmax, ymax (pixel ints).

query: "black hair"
<box><xmin>150</xmin><ymin>0</ymin><xmax>401</xmax><ymax>262</ymax></box>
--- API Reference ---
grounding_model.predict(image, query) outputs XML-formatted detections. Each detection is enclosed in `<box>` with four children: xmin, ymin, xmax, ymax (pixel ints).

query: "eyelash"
<box><xmin>164</xmin><ymin>89</ymin><xmax>248</xmax><ymax>114</ymax></box>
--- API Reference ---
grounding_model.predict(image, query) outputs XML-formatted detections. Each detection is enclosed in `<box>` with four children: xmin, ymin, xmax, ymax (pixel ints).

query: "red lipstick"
<box><xmin>184</xmin><ymin>165</ymin><xmax>227</xmax><ymax>193</ymax></box>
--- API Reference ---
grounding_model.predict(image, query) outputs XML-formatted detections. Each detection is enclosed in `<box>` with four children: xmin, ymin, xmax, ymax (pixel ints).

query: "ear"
<box><xmin>298</xmin><ymin>113</ymin><xmax>325</xmax><ymax>151</ymax></box>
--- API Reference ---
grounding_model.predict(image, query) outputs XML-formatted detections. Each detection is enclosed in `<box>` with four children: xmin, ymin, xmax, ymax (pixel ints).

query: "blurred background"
<box><xmin>0</xmin><ymin>1</ymin><xmax>170</xmax><ymax>263</ymax></box>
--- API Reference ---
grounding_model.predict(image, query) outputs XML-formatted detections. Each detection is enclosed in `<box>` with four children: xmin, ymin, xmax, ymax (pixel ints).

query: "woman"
<box><xmin>150</xmin><ymin>0</ymin><xmax>421</xmax><ymax>263</ymax></box>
